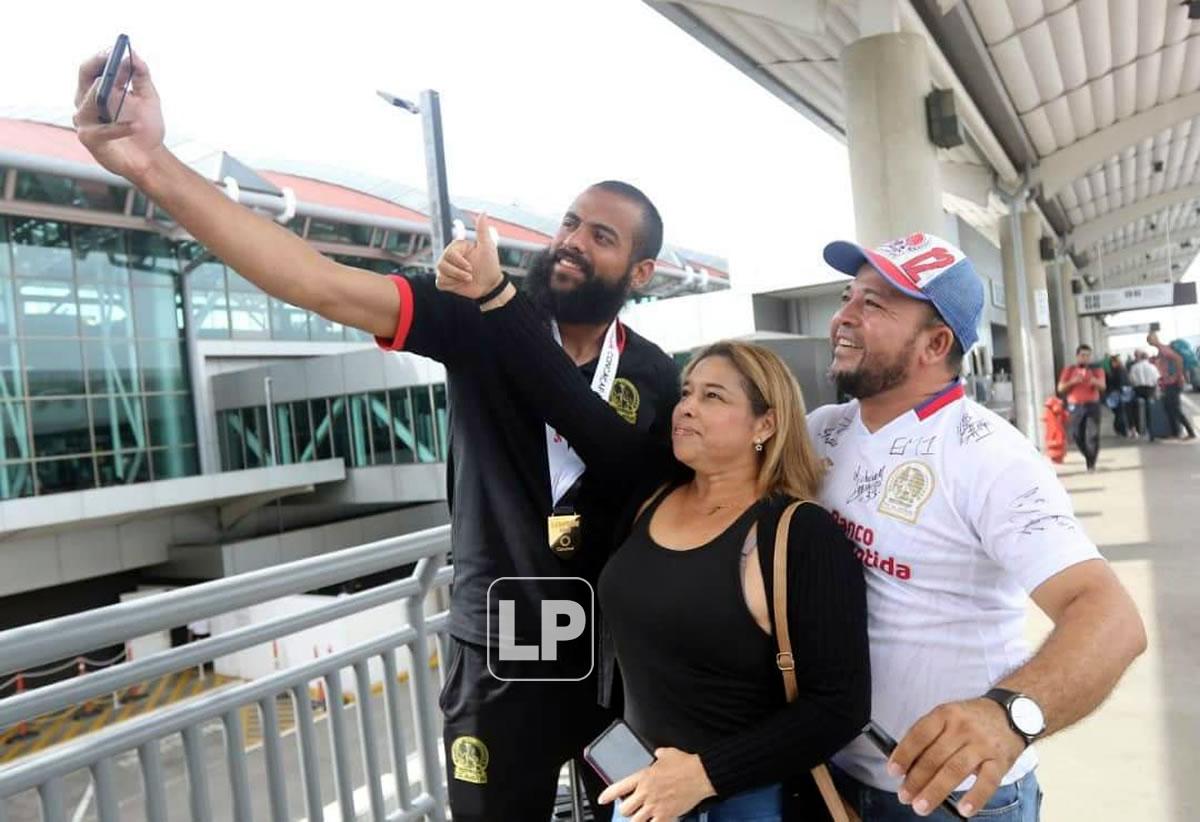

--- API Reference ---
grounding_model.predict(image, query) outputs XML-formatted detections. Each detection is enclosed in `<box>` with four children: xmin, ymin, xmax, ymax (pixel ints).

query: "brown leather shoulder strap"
<box><xmin>772</xmin><ymin>499</ymin><xmax>856</xmax><ymax>822</ymax></box>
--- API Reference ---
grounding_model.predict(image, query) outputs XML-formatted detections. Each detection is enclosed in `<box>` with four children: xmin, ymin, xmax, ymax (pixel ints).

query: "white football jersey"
<box><xmin>808</xmin><ymin>381</ymin><xmax>1101</xmax><ymax>791</ymax></box>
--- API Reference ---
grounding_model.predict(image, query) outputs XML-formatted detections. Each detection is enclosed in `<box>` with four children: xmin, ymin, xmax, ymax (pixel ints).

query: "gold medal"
<box><xmin>548</xmin><ymin>513</ymin><xmax>581</xmax><ymax>558</ymax></box>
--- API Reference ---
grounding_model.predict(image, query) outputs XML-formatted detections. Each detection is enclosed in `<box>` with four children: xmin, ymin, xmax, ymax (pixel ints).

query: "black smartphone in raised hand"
<box><xmin>97</xmin><ymin>34</ymin><xmax>131</xmax><ymax>124</ymax></box>
<box><xmin>583</xmin><ymin>719</ymin><xmax>656</xmax><ymax>786</ymax></box>
<box><xmin>863</xmin><ymin>721</ymin><xmax>967</xmax><ymax>821</ymax></box>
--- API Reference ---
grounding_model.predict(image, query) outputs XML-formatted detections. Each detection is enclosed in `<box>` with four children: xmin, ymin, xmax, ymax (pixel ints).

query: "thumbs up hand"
<box><xmin>436</xmin><ymin>213</ymin><xmax>505</xmax><ymax>300</ymax></box>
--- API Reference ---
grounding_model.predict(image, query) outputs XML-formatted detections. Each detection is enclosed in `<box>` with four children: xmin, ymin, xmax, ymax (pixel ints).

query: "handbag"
<box><xmin>772</xmin><ymin>500</ymin><xmax>860</xmax><ymax>822</ymax></box>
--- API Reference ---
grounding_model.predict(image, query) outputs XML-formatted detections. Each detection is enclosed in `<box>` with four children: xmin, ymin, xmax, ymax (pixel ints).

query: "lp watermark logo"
<box><xmin>486</xmin><ymin>577</ymin><xmax>594</xmax><ymax>682</ymax></box>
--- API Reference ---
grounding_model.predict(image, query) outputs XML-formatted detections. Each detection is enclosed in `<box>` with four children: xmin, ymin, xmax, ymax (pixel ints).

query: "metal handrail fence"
<box><xmin>0</xmin><ymin>525</ymin><xmax>455</xmax><ymax>822</ymax></box>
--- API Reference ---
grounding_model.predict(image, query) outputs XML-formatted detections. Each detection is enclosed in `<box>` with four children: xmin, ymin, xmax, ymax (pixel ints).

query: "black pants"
<box><xmin>1163</xmin><ymin>384</ymin><xmax>1197</xmax><ymax>438</ymax></box>
<box><xmin>439</xmin><ymin>636</ymin><xmax>615</xmax><ymax>822</ymax></box>
<box><xmin>1133</xmin><ymin>387</ymin><xmax>1157</xmax><ymax>440</ymax></box>
<box><xmin>1068</xmin><ymin>402</ymin><xmax>1101</xmax><ymax>469</ymax></box>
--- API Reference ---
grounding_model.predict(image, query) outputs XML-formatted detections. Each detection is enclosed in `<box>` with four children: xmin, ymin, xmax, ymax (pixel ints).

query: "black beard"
<box><xmin>523</xmin><ymin>247</ymin><xmax>634</xmax><ymax>325</ymax></box>
<box><xmin>830</xmin><ymin>333</ymin><xmax>917</xmax><ymax>400</ymax></box>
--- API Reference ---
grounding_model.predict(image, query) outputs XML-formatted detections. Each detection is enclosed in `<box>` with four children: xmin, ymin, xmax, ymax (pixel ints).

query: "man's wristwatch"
<box><xmin>984</xmin><ymin>688</ymin><xmax>1046</xmax><ymax>747</ymax></box>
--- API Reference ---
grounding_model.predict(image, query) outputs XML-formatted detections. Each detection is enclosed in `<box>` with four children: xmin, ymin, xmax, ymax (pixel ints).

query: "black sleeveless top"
<box><xmin>598</xmin><ymin>491</ymin><xmax>784</xmax><ymax>754</ymax></box>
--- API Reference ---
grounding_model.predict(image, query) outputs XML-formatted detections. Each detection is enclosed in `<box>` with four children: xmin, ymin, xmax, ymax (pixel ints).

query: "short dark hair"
<box><xmin>589</xmin><ymin>180</ymin><xmax>663</xmax><ymax>264</ymax></box>
<box><xmin>923</xmin><ymin>306</ymin><xmax>965</xmax><ymax>375</ymax></box>
<box><xmin>1077</xmin><ymin>344</ymin><xmax>1092</xmax><ymax>354</ymax></box>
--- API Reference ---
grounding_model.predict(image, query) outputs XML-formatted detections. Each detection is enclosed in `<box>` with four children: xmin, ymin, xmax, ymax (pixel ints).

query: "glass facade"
<box><xmin>0</xmin><ymin>216</ymin><xmax>198</xmax><ymax>499</ymax></box>
<box><xmin>216</xmin><ymin>383</ymin><xmax>448</xmax><ymax>471</ymax></box>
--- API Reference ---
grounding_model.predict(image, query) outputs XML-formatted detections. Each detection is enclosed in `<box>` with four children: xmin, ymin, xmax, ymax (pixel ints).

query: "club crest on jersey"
<box><xmin>609</xmin><ymin>378</ymin><xmax>640</xmax><ymax>424</ymax></box>
<box><xmin>451</xmin><ymin>736</ymin><xmax>490</xmax><ymax>784</ymax></box>
<box><xmin>878</xmin><ymin>461</ymin><xmax>935</xmax><ymax>524</ymax></box>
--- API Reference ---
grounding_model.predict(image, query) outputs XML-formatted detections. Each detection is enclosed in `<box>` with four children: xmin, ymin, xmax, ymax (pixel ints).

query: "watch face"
<box><xmin>1010</xmin><ymin>696</ymin><xmax>1046</xmax><ymax>736</ymax></box>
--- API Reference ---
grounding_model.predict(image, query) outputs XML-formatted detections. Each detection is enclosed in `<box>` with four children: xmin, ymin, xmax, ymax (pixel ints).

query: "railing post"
<box><xmin>406</xmin><ymin>554</ymin><xmax>449</xmax><ymax>822</ymax></box>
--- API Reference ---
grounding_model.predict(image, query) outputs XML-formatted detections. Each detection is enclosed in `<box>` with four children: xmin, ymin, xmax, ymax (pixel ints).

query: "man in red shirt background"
<box><xmin>1147</xmin><ymin>331</ymin><xmax>1197</xmax><ymax>440</ymax></box>
<box><xmin>1058</xmin><ymin>344</ymin><xmax>1107</xmax><ymax>471</ymax></box>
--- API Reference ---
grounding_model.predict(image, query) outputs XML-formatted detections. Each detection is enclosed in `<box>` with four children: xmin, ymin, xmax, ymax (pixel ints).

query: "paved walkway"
<box><xmin>1034</xmin><ymin>399</ymin><xmax>1199</xmax><ymax>821</ymax></box>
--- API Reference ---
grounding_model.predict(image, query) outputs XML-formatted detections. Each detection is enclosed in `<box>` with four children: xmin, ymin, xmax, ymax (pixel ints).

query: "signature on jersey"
<box><xmin>958</xmin><ymin>413</ymin><xmax>994</xmax><ymax>446</ymax></box>
<box><xmin>1008</xmin><ymin>486</ymin><xmax>1076</xmax><ymax>536</ymax></box>
<box><xmin>847</xmin><ymin>465</ymin><xmax>886</xmax><ymax>503</ymax></box>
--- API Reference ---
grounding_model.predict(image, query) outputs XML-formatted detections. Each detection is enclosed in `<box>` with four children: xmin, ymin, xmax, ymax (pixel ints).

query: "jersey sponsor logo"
<box><xmin>830</xmin><ymin>508</ymin><xmax>874</xmax><ymax>547</ymax></box>
<box><xmin>609</xmin><ymin>377</ymin><xmax>640</xmax><ymax>424</ymax></box>
<box><xmin>451</xmin><ymin>735</ymin><xmax>490</xmax><ymax>784</ymax></box>
<box><xmin>831</xmin><ymin>509</ymin><xmax>911</xmax><ymax>580</ymax></box>
<box><xmin>878</xmin><ymin>461</ymin><xmax>935</xmax><ymax>524</ymax></box>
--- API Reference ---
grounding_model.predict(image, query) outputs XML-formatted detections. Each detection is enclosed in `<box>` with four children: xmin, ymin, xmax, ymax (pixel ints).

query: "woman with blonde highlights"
<box><xmin>437</xmin><ymin>239</ymin><xmax>869</xmax><ymax>822</ymax></box>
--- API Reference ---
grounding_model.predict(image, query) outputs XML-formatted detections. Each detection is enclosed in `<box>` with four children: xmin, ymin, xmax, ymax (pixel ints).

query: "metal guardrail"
<box><xmin>0</xmin><ymin>525</ymin><xmax>455</xmax><ymax>822</ymax></box>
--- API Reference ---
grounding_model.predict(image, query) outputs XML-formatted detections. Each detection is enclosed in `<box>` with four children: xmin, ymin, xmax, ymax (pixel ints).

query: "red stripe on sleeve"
<box><xmin>374</xmin><ymin>275</ymin><xmax>415</xmax><ymax>352</ymax></box>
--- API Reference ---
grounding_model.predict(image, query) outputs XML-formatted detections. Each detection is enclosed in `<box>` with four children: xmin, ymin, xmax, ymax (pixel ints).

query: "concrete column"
<box><xmin>1059</xmin><ymin>258</ymin><xmax>1081</xmax><ymax>364</ymax></box>
<box><xmin>842</xmin><ymin>32</ymin><xmax>943</xmax><ymax>246</ymax></box>
<box><xmin>999</xmin><ymin>214</ymin><xmax>1037</xmax><ymax>440</ymax></box>
<box><xmin>1021</xmin><ymin>213</ymin><xmax>1056</xmax><ymax>405</ymax></box>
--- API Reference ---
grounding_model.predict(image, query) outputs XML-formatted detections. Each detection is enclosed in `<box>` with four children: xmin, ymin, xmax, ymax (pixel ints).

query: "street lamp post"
<box><xmin>377</xmin><ymin>89</ymin><xmax>455</xmax><ymax>257</ymax></box>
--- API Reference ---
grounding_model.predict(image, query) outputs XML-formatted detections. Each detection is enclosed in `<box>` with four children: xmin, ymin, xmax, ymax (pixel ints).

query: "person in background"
<box><xmin>1104</xmin><ymin>355</ymin><xmax>1134</xmax><ymax>438</ymax></box>
<box><xmin>1128</xmin><ymin>350</ymin><xmax>1160</xmax><ymax>442</ymax></box>
<box><xmin>1147</xmin><ymin>331</ymin><xmax>1197</xmax><ymax>441</ymax></box>
<box><xmin>1057</xmin><ymin>345</ymin><xmax>1107</xmax><ymax>471</ymax></box>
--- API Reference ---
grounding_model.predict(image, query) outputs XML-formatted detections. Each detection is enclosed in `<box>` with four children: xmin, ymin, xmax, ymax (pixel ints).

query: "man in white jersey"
<box><xmin>810</xmin><ymin>233</ymin><xmax>1146</xmax><ymax>821</ymax></box>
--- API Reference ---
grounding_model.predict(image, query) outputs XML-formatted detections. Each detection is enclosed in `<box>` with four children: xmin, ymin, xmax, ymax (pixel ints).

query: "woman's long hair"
<box><xmin>683</xmin><ymin>340</ymin><xmax>826</xmax><ymax>501</ymax></box>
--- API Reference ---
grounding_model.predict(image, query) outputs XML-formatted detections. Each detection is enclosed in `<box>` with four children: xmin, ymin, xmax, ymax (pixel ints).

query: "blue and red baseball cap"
<box><xmin>822</xmin><ymin>232</ymin><xmax>984</xmax><ymax>351</ymax></box>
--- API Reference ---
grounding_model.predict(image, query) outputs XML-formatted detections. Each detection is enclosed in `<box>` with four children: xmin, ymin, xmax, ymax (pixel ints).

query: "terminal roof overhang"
<box><xmin>648</xmin><ymin>0</ymin><xmax>1200</xmax><ymax>291</ymax></box>
<box><xmin>0</xmin><ymin>114</ymin><xmax>730</xmax><ymax>298</ymax></box>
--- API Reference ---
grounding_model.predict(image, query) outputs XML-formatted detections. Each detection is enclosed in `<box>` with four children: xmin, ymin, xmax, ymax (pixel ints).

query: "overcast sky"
<box><xmin>1</xmin><ymin>0</ymin><xmax>1195</xmax><ymax>343</ymax></box>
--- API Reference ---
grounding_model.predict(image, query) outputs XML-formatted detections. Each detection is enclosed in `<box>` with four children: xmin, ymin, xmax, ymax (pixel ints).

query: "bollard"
<box><xmin>9</xmin><ymin>674</ymin><xmax>39</xmax><ymax>741</ymax></box>
<box><xmin>72</xmin><ymin>658</ymin><xmax>104</xmax><ymax>719</ymax></box>
<box><xmin>122</xmin><ymin>642</ymin><xmax>147</xmax><ymax>702</ymax></box>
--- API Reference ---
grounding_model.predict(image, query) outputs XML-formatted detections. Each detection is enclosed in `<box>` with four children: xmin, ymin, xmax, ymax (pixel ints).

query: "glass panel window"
<box><xmin>91</xmin><ymin>394</ymin><xmax>147</xmax><ymax>452</ymax></box>
<box><xmin>84</xmin><ymin>341</ymin><xmax>140</xmax><ymax>395</ymax></box>
<box><xmin>0</xmin><ymin>277</ymin><xmax>16</xmax><ymax>340</ymax></box>
<box><xmin>73</xmin><ymin>226</ymin><xmax>130</xmax><ymax>286</ymax></box>
<box><xmin>15</xmin><ymin>171</ymin><xmax>124</xmax><ymax>212</ymax></box>
<box><xmin>133</xmin><ymin>287</ymin><xmax>181</xmax><ymax>339</ymax></box>
<box><xmin>329</xmin><ymin>397</ymin><xmax>351</xmax><ymax>462</ymax></box>
<box><xmin>269</xmin><ymin>298</ymin><xmax>309</xmax><ymax>341</ymax></box>
<box><xmin>126</xmin><ymin>233</ymin><xmax>178</xmax><ymax>287</ymax></box>
<box><xmin>291</xmin><ymin>401</ymin><xmax>313</xmax><ymax>462</ymax></box>
<box><xmin>228</xmin><ymin>291</ymin><xmax>270</xmax><ymax>339</ymax></box>
<box><xmin>0</xmin><ymin>216</ymin><xmax>9</xmax><ymax>277</ymax></box>
<box><xmin>180</xmin><ymin>248</ymin><xmax>225</xmax><ymax>290</ymax></box>
<box><xmin>274</xmin><ymin>404</ymin><xmax>295</xmax><ymax>464</ymax></box>
<box><xmin>8</xmin><ymin>219</ymin><xmax>74</xmax><ymax>280</ymax></box>
<box><xmin>146</xmin><ymin>393</ymin><xmax>196</xmax><ymax>449</ymax></box>
<box><xmin>242</xmin><ymin>406</ymin><xmax>266</xmax><ymax>468</ymax></box>
<box><xmin>310</xmin><ymin>398</ymin><xmax>333</xmax><ymax>460</ymax></box>
<box><xmin>97</xmin><ymin>449</ymin><xmax>151</xmax><ymax>486</ymax></box>
<box><xmin>309</xmin><ymin>313</ymin><xmax>346</xmax><ymax>341</ymax></box>
<box><xmin>36</xmin><ymin>455</ymin><xmax>96</xmax><ymax>494</ymax></box>
<box><xmin>347</xmin><ymin>394</ymin><xmax>369</xmax><ymax>467</ymax></box>
<box><xmin>77</xmin><ymin>281</ymin><xmax>135</xmax><ymax>339</ymax></box>
<box><xmin>0</xmin><ymin>462</ymin><xmax>34</xmax><ymax>500</ymax></box>
<box><xmin>367</xmin><ymin>391</ymin><xmax>394</xmax><ymax>465</ymax></box>
<box><xmin>24</xmin><ymin>339</ymin><xmax>85</xmax><ymax>397</ymax></box>
<box><xmin>383</xmin><ymin>231</ymin><xmax>415</xmax><ymax>253</ymax></box>
<box><xmin>0</xmin><ymin>338</ymin><xmax>26</xmax><ymax>398</ymax></box>
<box><xmin>219</xmin><ymin>409</ymin><xmax>246</xmax><ymax>471</ymax></box>
<box><xmin>387</xmin><ymin>388</ymin><xmax>415</xmax><ymax>464</ymax></box>
<box><xmin>152</xmin><ymin>445</ymin><xmax>198</xmax><ymax>480</ymax></box>
<box><xmin>433</xmin><ymin>383</ymin><xmax>448</xmax><ymax>461</ymax></box>
<box><xmin>308</xmin><ymin>220</ymin><xmax>372</xmax><ymax>246</ymax></box>
<box><xmin>190</xmin><ymin>288</ymin><xmax>231</xmax><ymax>340</ymax></box>
<box><xmin>31</xmin><ymin>397</ymin><xmax>92</xmax><ymax>457</ymax></box>
<box><xmin>0</xmin><ymin>401</ymin><xmax>30</xmax><ymax>462</ymax></box>
<box><xmin>412</xmin><ymin>386</ymin><xmax>437</xmax><ymax>463</ymax></box>
<box><xmin>138</xmin><ymin>340</ymin><xmax>187</xmax><ymax>393</ymax></box>
<box><xmin>18</xmin><ymin>279</ymin><xmax>80</xmax><ymax>337</ymax></box>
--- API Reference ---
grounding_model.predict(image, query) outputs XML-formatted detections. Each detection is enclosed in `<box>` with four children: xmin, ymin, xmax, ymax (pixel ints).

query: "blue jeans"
<box><xmin>613</xmin><ymin>783</ymin><xmax>783</xmax><ymax>821</ymax></box>
<box><xmin>831</xmin><ymin>766</ymin><xmax>1041</xmax><ymax>822</ymax></box>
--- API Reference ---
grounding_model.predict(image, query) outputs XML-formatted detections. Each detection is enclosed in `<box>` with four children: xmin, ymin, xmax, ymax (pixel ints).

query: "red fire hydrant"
<box><xmin>1043</xmin><ymin>396</ymin><xmax>1068</xmax><ymax>463</ymax></box>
